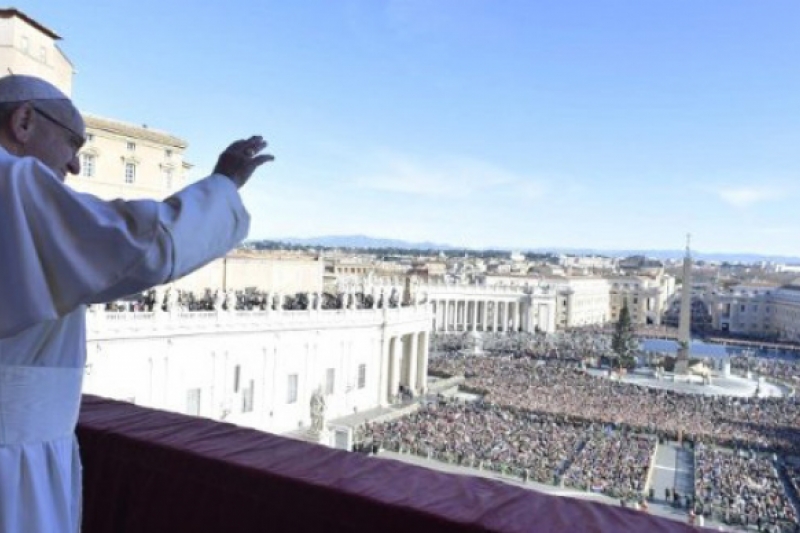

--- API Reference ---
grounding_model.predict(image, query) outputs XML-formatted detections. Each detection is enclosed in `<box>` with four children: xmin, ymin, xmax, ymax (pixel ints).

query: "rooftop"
<box><xmin>0</xmin><ymin>8</ymin><xmax>61</xmax><ymax>39</ymax></box>
<box><xmin>84</xmin><ymin>115</ymin><xmax>188</xmax><ymax>149</ymax></box>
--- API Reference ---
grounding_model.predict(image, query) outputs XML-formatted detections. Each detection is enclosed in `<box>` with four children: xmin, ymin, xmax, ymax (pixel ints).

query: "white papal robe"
<box><xmin>0</xmin><ymin>147</ymin><xmax>250</xmax><ymax>533</ymax></box>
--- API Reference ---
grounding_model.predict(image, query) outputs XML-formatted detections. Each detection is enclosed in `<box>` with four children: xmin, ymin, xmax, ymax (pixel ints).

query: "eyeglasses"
<box><xmin>32</xmin><ymin>105</ymin><xmax>85</xmax><ymax>150</ymax></box>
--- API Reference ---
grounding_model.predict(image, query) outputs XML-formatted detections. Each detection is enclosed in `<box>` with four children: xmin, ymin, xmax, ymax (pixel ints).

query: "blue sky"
<box><xmin>24</xmin><ymin>1</ymin><xmax>800</xmax><ymax>255</ymax></box>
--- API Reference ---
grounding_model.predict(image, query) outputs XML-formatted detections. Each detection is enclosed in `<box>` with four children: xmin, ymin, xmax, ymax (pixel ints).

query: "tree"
<box><xmin>611</xmin><ymin>301</ymin><xmax>638</xmax><ymax>369</ymax></box>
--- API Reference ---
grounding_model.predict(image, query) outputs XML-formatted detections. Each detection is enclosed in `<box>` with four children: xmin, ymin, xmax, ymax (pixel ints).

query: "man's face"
<box><xmin>24</xmin><ymin>100</ymin><xmax>86</xmax><ymax>181</ymax></box>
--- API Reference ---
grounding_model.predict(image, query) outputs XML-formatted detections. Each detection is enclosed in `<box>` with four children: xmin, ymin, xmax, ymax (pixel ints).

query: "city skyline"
<box><xmin>21</xmin><ymin>1</ymin><xmax>800</xmax><ymax>256</ymax></box>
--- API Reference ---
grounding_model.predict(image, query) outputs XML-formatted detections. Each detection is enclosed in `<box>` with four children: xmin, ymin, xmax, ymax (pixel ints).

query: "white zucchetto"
<box><xmin>0</xmin><ymin>75</ymin><xmax>68</xmax><ymax>103</ymax></box>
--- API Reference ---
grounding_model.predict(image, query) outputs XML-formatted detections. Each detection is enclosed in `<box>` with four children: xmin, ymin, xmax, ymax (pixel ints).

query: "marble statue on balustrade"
<box><xmin>389</xmin><ymin>288</ymin><xmax>400</xmax><ymax>308</ymax></box>
<box><xmin>213</xmin><ymin>289</ymin><xmax>224</xmax><ymax>311</ymax></box>
<box><xmin>309</xmin><ymin>388</ymin><xmax>327</xmax><ymax>441</ymax></box>
<box><xmin>225</xmin><ymin>289</ymin><xmax>236</xmax><ymax>311</ymax></box>
<box><xmin>370</xmin><ymin>288</ymin><xmax>378</xmax><ymax>309</ymax></box>
<box><xmin>165</xmin><ymin>288</ymin><xmax>179</xmax><ymax>312</ymax></box>
<box><xmin>153</xmin><ymin>287</ymin><xmax>165</xmax><ymax>312</ymax></box>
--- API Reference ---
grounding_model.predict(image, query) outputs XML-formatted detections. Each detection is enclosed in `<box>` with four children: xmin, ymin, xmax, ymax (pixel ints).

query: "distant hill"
<box><xmin>263</xmin><ymin>235</ymin><xmax>800</xmax><ymax>263</ymax></box>
<box><xmin>274</xmin><ymin>235</ymin><xmax>454</xmax><ymax>251</ymax></box>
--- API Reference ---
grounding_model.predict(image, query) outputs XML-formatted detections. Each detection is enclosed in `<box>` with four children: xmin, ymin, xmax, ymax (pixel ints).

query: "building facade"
<box><xmin>422</xmin><ymin>281</ymin><xmax>558</xmax><ymax>334</ymax></box>
<box><xmin>0</xmin><ymin>9</ymin><xmax>73</xmax><ymax>95</ymax></box>
<box><xmin>705</xmin><ymin>285</ymin><xmax>775</xmax><ymax>337</ymax></box>
<box><xmin>68</xmin><ymin>115</ymin><xmax>191</xmax><ymax>201</ymax></box>
<box><xmin>608</xmin><ymin>274</ymin><xmax>675</xmax><ymax>326</ymax></box>
<box><xmin>83</xmin><ymin>303</ymin><xmax>431</xmax><ymax>438</ymax></box>
<box><xmin>704</xmin><ymin>283</ymin><xmax>800</xmax><ymax>342</ymax></box>
<box><xmin>549</xmin><ymin>277</ymin><xmax>611</xmax><ymax>329</ymax></box>
<box><xmin>770</xmin><ymin>285</ymin><xmax>800</xmax><ymax>342</ymax></box>
<box><xmin>172</xmin><ymin>252</ymin><xmax>326</xmax><ymax>295</ymax></box>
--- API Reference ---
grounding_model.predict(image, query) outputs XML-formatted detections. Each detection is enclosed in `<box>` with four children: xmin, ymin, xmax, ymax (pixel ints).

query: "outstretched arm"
<box><xmin>0</xmin><ymin>136</ymin><xmax>274</xmax><ymax>337</ymax></box>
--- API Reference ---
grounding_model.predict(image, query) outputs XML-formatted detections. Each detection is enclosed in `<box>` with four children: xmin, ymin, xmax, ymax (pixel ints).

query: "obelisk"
<box><xmin>674</xmin><ymin>235</ymin><xmax>692</xmax><ymax>375</ymax></box>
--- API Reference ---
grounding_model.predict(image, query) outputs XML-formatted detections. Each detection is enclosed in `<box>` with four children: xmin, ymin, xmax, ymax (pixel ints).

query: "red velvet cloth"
<box><xmin>77</xmin><ymin>395</ymin><xmax>701</xmax><ymax>533</ymax></box>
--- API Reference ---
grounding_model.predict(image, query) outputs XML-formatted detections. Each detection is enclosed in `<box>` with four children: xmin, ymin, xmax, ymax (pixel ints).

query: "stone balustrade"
<box><xmin>86</xmin><ymin>305</ymin><xmax>432</xmax><ymax>340</ymax></box>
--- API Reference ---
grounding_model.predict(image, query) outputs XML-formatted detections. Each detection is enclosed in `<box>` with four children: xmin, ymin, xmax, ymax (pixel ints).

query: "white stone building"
<box><xmin>770</xmin><ymin>285</ymin><xmax>800</xmax><ymax>342</ymax></box>
<box><xmin>701</xmin><ymin>282</ymin><xmax>800</xmax><ymax>342</ymax></box>
<box><xmin>705</xmin><ymin>284</ymin><xmax>776</xmax><ymax>337</ymax></box>
<box><xmin>558</xmin><ymin>255</ymin><xmax>615</xmax><ymax>272</ymax></box>
<box><xmin>69</xmin><ymin>116</ymin><xmax>191</xmax><ymax>201</ymax></box>
<box><xmin>0</xmin><ymin>9</ymin><xmax>73</xmax><ymax>95</ymax></box>
<box><xmin>549</xmin><ymin>277</ymin><xmax>611</xmax><ymax>329</ymax></box>
<box><xmin>423</xmin><ymin>281</ymin><xmax>557</xmax><ymax>334</ymax></box>
<box><xmin>608</xmin><ymin>274</ymin><xmax>675</xmax><ymax>326</ymax></box>
<box><xmin>173</xmin><ymin>252</ymin><xmax>325</xmax><ymax>295</ymax></box>
<box><xmin>83</xmin><ymin>304</ymin><xmax>431</xmax><ymax>438</ymax></box>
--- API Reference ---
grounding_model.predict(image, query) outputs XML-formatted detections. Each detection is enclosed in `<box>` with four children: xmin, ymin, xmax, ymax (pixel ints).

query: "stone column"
<box><xmin>521</xmin><ymin>299</ymin><xmax>532</xmax><ymax>332</ymax></box>
<box><xmin>470</xmin><ymin>300</ymin><xmax>478</xmax><ymax>331</ymax></box>
<box><xmin>492</xmin><ymin>301</ymin><xmax>499</xmax><ymax>332</ymax></box>
<box><xmin>481</xmin><ymin>300</ymin><xmax>489</xmax><ymax>332</ymax></box>
<box><xmin>389</xmin><ymin>337</ymin><xmax>402</xmax><ymax>402</ymax></box>
<box><xmin>417</xmin><ymin>331</ymin><xmax>429</xmax><ymax>393</ymax></box>
<box><xmin>501</xmin><ymin>301</ymin><xmax>508</xmax><ymax>332</ymax></box>
<box><xmin>378</xmin><ymin>333</ymin><xmax>391</xmax><ymax>407</ymax></box>
<box><xmin>407</xmin><ymin>332</ymin><xmax>418</xmax><ymax>394</ymax></box>
<box><xmin>443</xmin><ymin>300</ymin><xmax>449</xmax><ymax>332</ymax></box>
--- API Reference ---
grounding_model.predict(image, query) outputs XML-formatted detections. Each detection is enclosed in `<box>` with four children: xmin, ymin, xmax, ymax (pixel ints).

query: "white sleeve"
<box><xmin>0</xmin><ymin>155</ymin><xmax>250</xmax><ymax>338</ymax></box>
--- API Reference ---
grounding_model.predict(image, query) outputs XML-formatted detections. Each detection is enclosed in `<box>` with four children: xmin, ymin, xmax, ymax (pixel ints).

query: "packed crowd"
<box><xmin>731</xmin><ymin>355</ymin><xmax>800</xmax><ymax>387</ymax></box>
<box><xmin>562</xmin><ymin>434</ymin><xmax>655</xmax><ymax>501</ymax></box>
<box><xmin>783</xmin><ymin>464</ymin><xmax>800</xmax><ymax>524</ymax></box>
<box><xmin>363</xmin><ymin>398</ymin><xmax>651</xmax><ymax>497</ymax></box>
<box><xmin>432</xmin><ymin>329</ymin><xmax>611</xmax><ymax>359</ymax></box>
<box><xmin>430</xmin><ymin>353</ymin><xmax>800</xmax><ymax>455</ymax></box>
<box><xmin>694</xmin><ymin>445</ymin><xmax>797</xmax><ymax>530</ymax></box>
<box><xmin>365</xmin><ymin>330</ymin><xmax>800</xmax><ymax>526</ymax></box>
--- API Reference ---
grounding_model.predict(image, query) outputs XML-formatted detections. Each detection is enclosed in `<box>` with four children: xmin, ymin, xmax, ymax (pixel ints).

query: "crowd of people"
<box><xmin>694</xmin><ymin>445</ymin><xmax>797</xmax><ymax>530</ymax></box>
<box><xmin>429</xmin><ymin>351</ymin><xmax>800</xmax><ymax>455</ymax></box>
<box><xmin>731</xmin><ymin>355</ymin><xmax>800</xmax><ymax>387</ymax></box>
<box><xmin>561</xmin><ymin>434</ymin><xmax>655</xmax><ymax>501</ymax></box>
<box><xmin>363</xmin><ymin>398</ymin><xmax>652</xmax><ymax>498</ymax></box>
<box><xmin>362</xmin><ymin>330</ymin><xmax>800</xmax><ymax>529</ymax></box>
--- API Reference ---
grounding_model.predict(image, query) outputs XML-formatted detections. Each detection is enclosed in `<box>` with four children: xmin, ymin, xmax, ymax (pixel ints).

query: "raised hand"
<box><xmin>213</xmin><ymin>135</ymin><xmax>274</xmax><ymax>189</ymax></box>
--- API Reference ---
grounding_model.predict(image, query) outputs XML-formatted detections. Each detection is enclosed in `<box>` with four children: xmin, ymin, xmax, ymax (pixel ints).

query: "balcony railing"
<box><xmin>77</xmin><ymin>395</ymin><xmax>700</xmax><ymax>533</ymax></box>
<box><xmin>85</xmin><ymin>306</ymin><xmax>432</xmax><ymax>339</ymax></box>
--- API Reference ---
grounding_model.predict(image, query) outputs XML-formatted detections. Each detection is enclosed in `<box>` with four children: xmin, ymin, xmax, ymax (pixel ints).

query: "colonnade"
<box><xmin>430</xmin><ymin>299</ymin><xmax>527</xmax><ymax>333</ymax></box>
<box><xmin>379</xmin><ymin>330</ymin><xmax>429</xmax><ymax>406</ymax></box>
